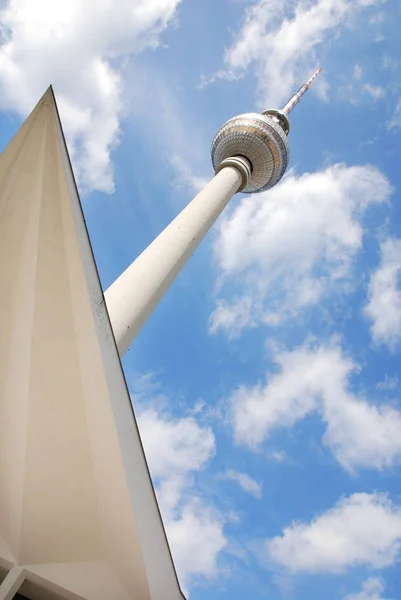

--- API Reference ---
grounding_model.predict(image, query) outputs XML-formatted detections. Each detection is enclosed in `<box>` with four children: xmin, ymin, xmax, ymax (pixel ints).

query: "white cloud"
<box><xmin>138</xmin><ymin>408</ymin><xmax>215</xmax><ymax>496</ymax></box>
<box><xmin>170</xmin><ymin>155</ymin><xmax>209</xmax><ymax>194</ymax></box>
<box><xmin>340</xmin><ymin>78</ymin><xmax>386</xmax><ymax>106</ymax></box>
<box><xmin>382</xmin><ymin>56</ymin><xmax>401</xmax><ymax>72</ymax></box>
<box><xmin>210</xmin><ymin>0</ymin><xmax>381</xmax><ymax>108</ymax></box>
<box><xmin>364</xmin><ymin>238</ymin><xmax>401</xmax><ymax>349</ymax></box>
<box><xmin>354</xmin><ymin>64</ymin><xmax>363</xmax><ymax>80</ymax></box>
<box><xmin>376</xmin><ymin>375</ymin><xmax>399</xmax><ymax>391</ymax></box>
<box><xmin>230</xmin><ymin>342</ymin><xmax>401</xmax><ymax>471</ymax></box>
<box><xmin>166</xmin><ymin>503</ymin><xmax>227</xmax><ymax>587</ymax></box>
<box><xmin>223</xmin><ymin>469</ymin><xmax>262</xmax><ymax>499</ymax></box>
<box><xmin>387</xmin><ymin>99</ymin><xmax>401</xmax><ymax>129</ymax></box>
<box><xmin>209</xmin><ymin>297</ymin><xmax>256</xmax><ymax>339</ymax></box>
<box><xmin>268</xmin><ymin>493</ymin><xmax>401</xmax><ymax>573</ymax></box>
<box><xmin>345</xmin><ymin>578</ymin><xmax>392</xmax><ymax>600</ymax></box>
<box><xmin>363</xmin><ymin>83</ymin><xmax>386</xmax><ymax>99</ymax></box>
<box><xmin>269</xmin><ymin>450</ymin><xmax>288</xmax><ymax>462</ymax></box>
<box><xmin>210</xmin><ymin>164</ymin><xmax>391</xmax><ymax>336</ymax></box>
<box><xmin>0</xmin><ymin>0</ymin><xmax>181</xmax><ymax>192</ymax></box>
<box><xmin>137</xmin><ymin>406</ymin><xmax>226</xmax><ymax>592</ymax></box>
<box><xmin>369</xmin><ymin>11</ymin><xmax>387</xmax><ymax>25</ymax></box>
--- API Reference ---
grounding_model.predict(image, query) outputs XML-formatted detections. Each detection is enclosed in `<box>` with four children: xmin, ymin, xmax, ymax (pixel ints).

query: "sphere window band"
<box><xmin>211</xmin><ymin>113</ymin><xmax>290</xmax><ymax>194</ymax></box>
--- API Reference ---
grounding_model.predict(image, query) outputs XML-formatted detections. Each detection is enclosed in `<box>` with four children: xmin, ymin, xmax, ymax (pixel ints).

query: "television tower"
<box><xmin>105</xmin><ymin>68</ymin><xmax>322</xmax><ymax>355</ymax></box>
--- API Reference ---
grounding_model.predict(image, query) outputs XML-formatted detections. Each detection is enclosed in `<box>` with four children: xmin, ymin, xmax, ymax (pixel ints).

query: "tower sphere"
<box><xmin>211</xmin><ymin>112</ymin><xmax>290</xmax><ymax>194</ymax></box>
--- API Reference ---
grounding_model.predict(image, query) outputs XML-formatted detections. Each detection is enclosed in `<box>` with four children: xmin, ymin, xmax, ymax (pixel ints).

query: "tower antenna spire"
<box><xmin>282</xmin><ymin>67</ymin><xmax>321</xmax><ymax>115</ymax></box>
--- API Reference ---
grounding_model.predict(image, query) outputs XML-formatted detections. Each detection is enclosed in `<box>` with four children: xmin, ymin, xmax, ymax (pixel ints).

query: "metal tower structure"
<box><xmin>106</xmin><ymin>68</ymin><xmax>322</xmax><ymax>354</ymax></box>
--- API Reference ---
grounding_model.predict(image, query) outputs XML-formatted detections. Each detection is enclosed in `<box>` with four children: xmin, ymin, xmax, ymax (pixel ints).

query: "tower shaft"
<box><xmin>282</xmin><ymin>67</ymin><xmax>321</xmax><ymax>115</ymax></box>
<box><xmin>105</xmin><ymin>158</ymin><xmax>250</xmax><ymax>356</ymax></box>
<box><xmin>106</xmin><ymin>70</ymin><xmax>322</xmax><ymax>355</ymax></box>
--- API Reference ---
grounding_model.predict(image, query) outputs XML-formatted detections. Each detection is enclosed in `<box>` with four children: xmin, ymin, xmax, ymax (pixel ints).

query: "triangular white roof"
<box><xmin>0</xmin><ymin>88</ymin><xmax>185</xmax><ymax>600</ymax></box>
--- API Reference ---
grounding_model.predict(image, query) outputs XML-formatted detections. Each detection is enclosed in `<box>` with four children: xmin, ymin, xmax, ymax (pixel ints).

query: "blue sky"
<box><xmin>1</xmin><ymin>0</ymin><xmax>401</xmax><ymax>599</ymax></box>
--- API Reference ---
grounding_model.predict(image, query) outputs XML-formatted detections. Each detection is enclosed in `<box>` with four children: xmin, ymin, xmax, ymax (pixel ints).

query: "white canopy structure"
<box><xmin>0</xmin><ymin>69</ymin><xmax>320</xmax><ymax>600</ymax></box>
<box><xmin>0</xmin><ymin>88</ymin><xmax>185</xmax><ymax>600</ymax></box>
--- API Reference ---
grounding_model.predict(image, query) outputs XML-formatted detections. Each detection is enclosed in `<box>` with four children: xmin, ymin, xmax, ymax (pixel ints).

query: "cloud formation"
<box><xmin>268</xmin><ymin>493</ymin><xmax>401</xmax><ymax>573</ymax></box>
<box><xmin>365</xmin><ymin>238</ymin><xmax>401</xmax><ymax>349</ymax></box>
<box><xmin>387</xmin><ymin>99</ymin><xmax>401</xmax><ymax>129</ymax></box>
<box><xmin>211</xmin><ymin>0</ymin><xmax>382</xmax><ymax>107</ymax></box>
<box><xmin>223</xmin><ymin>469</ymin><xmax>263</xmax><ymax>499</ymax></box>
<box><xmin>137</xmin><ymin>406</ymin><xmax>226</xmax><ymax>592</ymax></box>
<box><xmin>345</xmin><ymin>578</ymin><xmax>392</xmax><ymax>600</ymax></box>
<box><xmin>363</xmin><ymin>83</ymin><xmax>386</xmax><ymax>99</ymax></box>
<box><xmin>210</xmin><ymin>163</ymin><xmax>391</xmax><ymax>336</ymax></box>
<box><xmin>0</xmin><ymin>0</ymin><xmax>181</xmax><ymax>192</ymax></box>
<box><xmin>230</xmin><ymin>342</ymin><xmax>401</xmax><ymax>471</ymax></box>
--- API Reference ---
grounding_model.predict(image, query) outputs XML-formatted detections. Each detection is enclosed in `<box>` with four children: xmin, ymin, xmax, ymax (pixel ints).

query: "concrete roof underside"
<box><xmin>0</xmin><ymin>89</ymin><xmax>185</xmax><ymax>600</ymax></box>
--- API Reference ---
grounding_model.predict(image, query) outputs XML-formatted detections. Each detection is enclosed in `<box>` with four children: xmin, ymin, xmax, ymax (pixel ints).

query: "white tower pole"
<box><xmin>105</xmin><ymin>157</ymin><xmax>250</xmax><ymax>356</ymax></box>
<box><xmin>106</xmin><ymin>68</ymin><xmax>321</xmax><ymax>357</ymax></box>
